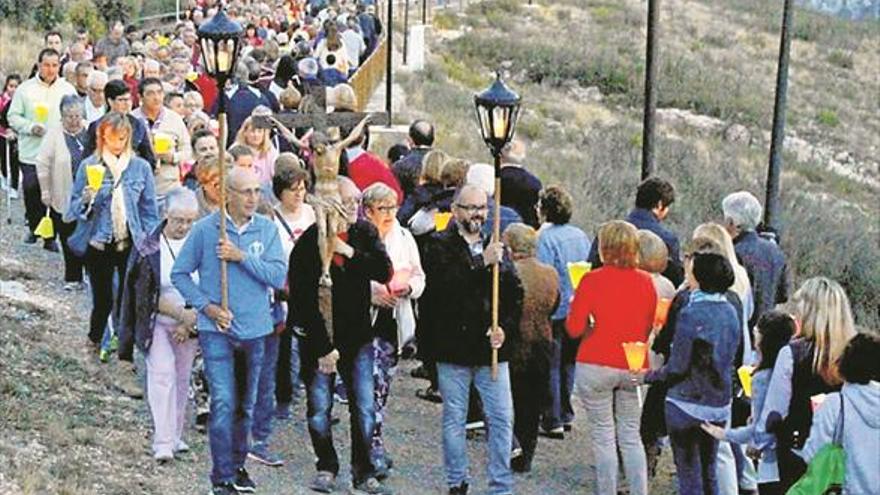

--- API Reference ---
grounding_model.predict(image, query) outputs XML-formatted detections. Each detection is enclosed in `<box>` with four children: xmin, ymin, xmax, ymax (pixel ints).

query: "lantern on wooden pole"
<box><xmin>198</xmin><ymin>8</ymin><xmax>242</xmax><ymax>312</ymax></box>
<box><xmin>474</xmin><ymin>73</ymin><xmax>521</xmax><ymax>380</ymax></box>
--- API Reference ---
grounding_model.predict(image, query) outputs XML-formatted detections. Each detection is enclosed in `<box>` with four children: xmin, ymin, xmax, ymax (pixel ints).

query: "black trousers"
<box><xmin>0</xmin><ymin>137</ymin><xmax>19</xmax><ymax>190</ymax></box>
<box><xmin>276</xmin><ymin>325</ymin><xmax>294</xmax><ymax>405</ymax></box>
<box><xmin>20</xmin><ymin>163</ymin><xmax>43</xmax><ymax>232</ymax></box>
<box><xmin>84</xmin><ymin>245</ymin><xmax>130</xmax><ymax>345</ymax></box>
<box><xmin>511</xmin><ymin>342</ymin><xmax>551</xmax><ymax>468</ymax></box>
<box><xmin>49</xmin><ymin>208</ymin><xmax>84</xmax><ymax>282</ymax></box>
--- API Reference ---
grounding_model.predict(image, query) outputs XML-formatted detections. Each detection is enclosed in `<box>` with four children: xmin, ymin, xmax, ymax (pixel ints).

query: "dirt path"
<box><xmin>0</xmin><ymin>197</ymin><xmax>678</xmax><ymax>495</ymax></box>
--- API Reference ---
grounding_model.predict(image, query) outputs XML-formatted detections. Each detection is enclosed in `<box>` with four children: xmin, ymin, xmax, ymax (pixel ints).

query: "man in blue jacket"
<box><xmin>587</xmin><ymin>176</ymin><xmax>683</xmax><ymax>287</ymax></box>
<box><xmin>171</xmin><ymin>167</ymin><xmax>287</xmax><ymax>495</ymax></box>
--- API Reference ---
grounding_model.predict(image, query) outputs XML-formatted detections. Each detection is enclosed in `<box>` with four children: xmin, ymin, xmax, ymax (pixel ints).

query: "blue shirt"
<box><xmin>171</xmin><ymin>211</ymin><xmax>287</xmax><ymax>340</ymax></box>
<box><xmin>537</xmin><ymin>223</ymin><xmax>590</xmax><ymax>320</ymax></box>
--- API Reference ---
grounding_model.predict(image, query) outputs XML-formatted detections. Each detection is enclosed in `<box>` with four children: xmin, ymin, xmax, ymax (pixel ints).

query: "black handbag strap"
<box><xmin>273</xmin><ymin>207</ymin><xmax>296</xmax><ymax>241</ymax></box>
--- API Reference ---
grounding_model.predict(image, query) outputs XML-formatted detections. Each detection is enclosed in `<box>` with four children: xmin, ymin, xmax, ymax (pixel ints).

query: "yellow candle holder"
<box><xmin>434</xmin><ymin>212</ymin><xmax>453</xmax><ymax>231</ymax></box>
<box><xmin>622</xmin><ymin>341</ymin><xmax>648</xmax><ymax>371</ymax></box>
<box><xmin>567</xmin><ymin>261</ymin><xmax>592</xmax><ymax>290</ymax></box>
<box><xmin>153</xmin><ymin>133</ymin><xmax>173</xmax><ymax>155</ymax></box>
<box><xmin>86</xmin><ymin>164</ymin><xmax>106</xmax><ymax>191</ymax></box>
<box><xmin>34</xmin><ymin>103</ymin><xmax>49</xmax><ymax>124</ymax></box>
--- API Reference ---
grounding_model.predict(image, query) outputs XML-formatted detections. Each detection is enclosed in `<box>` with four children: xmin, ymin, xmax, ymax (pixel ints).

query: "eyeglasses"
<box><xmin>88</xmin><ymin>86</ymin><xmax>104</xmax><ymax>93</ymax></box>
<box><xmin>231</xmin><ymin>187</ymin><xmax>262</xmax><ymax>197</ymax></box>
<box><xmin>370</xmin><ymin>204</ymin><xmax>398</xmax><ymax>214</ymax></box>
<box><xmin>454</xmin><ymin>203</ymin><xmax>488</xmax><ymax>213</ymax></box>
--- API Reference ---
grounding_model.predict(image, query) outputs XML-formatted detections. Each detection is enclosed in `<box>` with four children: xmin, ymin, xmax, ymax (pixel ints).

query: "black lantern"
<box><xmin>197</xmin><ymin>9</ymin><xmax>243</xmax><ymax>84</ymax></box>
<box><xmin>474</xmin><ymin>73</ymin><xmax>521</xmax><ymax>157</ymax></box>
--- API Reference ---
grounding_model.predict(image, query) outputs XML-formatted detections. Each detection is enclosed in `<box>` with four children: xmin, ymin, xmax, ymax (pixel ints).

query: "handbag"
<box><xmin>67</xmin><ymin>217</ymin><xmax>97</xmax><ymax>257</ymax></box>
<box><xmin>786</xmin><ymin>397</ymin><xmax>846</xmax><ymax>495</ymax></box>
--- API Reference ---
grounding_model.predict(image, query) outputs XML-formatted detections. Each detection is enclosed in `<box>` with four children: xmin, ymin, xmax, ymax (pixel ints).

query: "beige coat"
<box><xmin>36</xmin><ymin>125</ymin><xmax>82</xmax><ymax>214</ymax></box>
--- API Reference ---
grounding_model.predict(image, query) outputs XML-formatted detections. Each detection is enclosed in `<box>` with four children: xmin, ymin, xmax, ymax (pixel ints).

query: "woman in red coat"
<box><xmin>566</xmin><ymin>220</ymin><xmax>656</xmax><ymax>495</ymax></box>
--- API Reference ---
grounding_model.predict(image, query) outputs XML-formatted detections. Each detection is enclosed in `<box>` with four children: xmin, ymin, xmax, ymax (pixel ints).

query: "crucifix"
<box><xmin>253</xmin><ymin>84</ymin><xmax>389</xmax><ymax>343</ymax></box>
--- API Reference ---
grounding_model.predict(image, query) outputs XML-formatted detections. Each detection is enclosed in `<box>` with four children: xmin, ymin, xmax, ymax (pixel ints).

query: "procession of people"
<box><xmin>0</xmin><ymin>1</ymin><xmax>877</xmax><ymax>495</ymax></box>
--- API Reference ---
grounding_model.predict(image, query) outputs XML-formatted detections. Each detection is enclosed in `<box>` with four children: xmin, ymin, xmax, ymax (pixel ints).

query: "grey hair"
<box><xmin>143</xmin><ymin>59</ymin><xmax>161</xmax><ymax>72</ymax></box>
<box><xmin>361</xmin><ymin>182</ymin><xmax>398</xmax><ymax>209</ymax></box>
<box><xmin>722</xmin><ymin>191</ymin><xmax>763</xmax><ymax>231</ymax></box>
<box><xmin>86</xmin><ymin>69</ymin><xmax>108</xmax><ymax>88</ymax></box>
<box><xmin>63</xmin><ymin>61</ymin><xmax>78</xmax><ymax>77</ymax></box>
<box><xmin>165</xmin><ymin>186</ymin><xmax>199</xmax><ymax>214</ymax></box>
<box><xmin>59</xmin><ymin>94</ymin><xmax>84</xmax><ymax>116</ymax></box>
<box><xmin>105</xmin><ymin>66</ymin><xmax>123</xmax><ymax>80</ymax></box>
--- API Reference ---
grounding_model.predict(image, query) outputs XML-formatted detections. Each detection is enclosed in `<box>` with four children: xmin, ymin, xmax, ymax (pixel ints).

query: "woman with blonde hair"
<box><xmin>566</xmin><ymin>220</ymin><xmax>656</xmax><ymax>495</ymax></box>
<box><xmin>234</xmin><ymin>115</ymin><xmax>278</xmax><ymax>185</ymax></box>
<box><xmin>756</xmin><ymin>277</ymin><xmax>856</xmax><ymax>492</ymax></box>
<box><xmin>66</xmin><ymin>112</ymin><xmax>159</xmax><ymax>399</ymax></box>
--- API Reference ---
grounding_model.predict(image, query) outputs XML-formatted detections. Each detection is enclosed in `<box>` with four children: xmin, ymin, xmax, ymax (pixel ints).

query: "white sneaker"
<box><xmin>154</xmin><ymin>451</ymin><xmax>174</xmax><ymax>463</ymax></box>
<box><xmin>174</xmin><ymin>440</ymin><xmax>190</xmax><ymax>453</ymax></box>
<box><xmin>9</xmin><ymin>188</ymin><xmax>19</xmax><ymax>199</ymax></box>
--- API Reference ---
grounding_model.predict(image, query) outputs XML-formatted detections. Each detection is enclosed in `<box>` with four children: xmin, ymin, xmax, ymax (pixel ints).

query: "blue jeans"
<box><xmin>543</xmin><ymin>319</ymin><xmax>576</xmax><ymax>430</ymax></box>
<box><xmin>251</xmin><ymin>333</ymin><xmax>279</xmax><ymax>446</ymax></box>
<box><xmin>303</xmin><ymin>342</ymin><xmax>376</xmax><ymax>483</ymax></box>
<box><xmin>666</xmin><ymin>402</ymin><xmax>724</xmax><ymax>495</ymax></box>
<box><xmin>437</xmin><ymin>362</ymin><xmax>514</xmax><ymax>495</ymax></box>
<box><xmin>199</xmin><ymin>331</ymin><xmax>267</xmax><ymax>485</ymax></box>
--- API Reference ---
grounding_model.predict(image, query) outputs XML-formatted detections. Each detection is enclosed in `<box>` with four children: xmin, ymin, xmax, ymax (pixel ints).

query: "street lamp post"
<box><xmin>474</xmin><ymin>73</ymin><xmax>521</xmax><ymax>380</ymax></box>
<box><xmin>198</xmin><ymin>8</ymin><xmax>242</xmax><ymax>313</ymax></box>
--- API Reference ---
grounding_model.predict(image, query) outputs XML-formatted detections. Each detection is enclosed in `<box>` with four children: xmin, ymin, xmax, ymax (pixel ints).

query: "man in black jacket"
<box><xmin>420</xmin><ymin>184</ymin><xmax>523</xmax><ymax>495</ymax></box>
<box><xmin>288</xmin><ymin>177</ymin><xmax>393</xmax><ymax>495</ymax></box>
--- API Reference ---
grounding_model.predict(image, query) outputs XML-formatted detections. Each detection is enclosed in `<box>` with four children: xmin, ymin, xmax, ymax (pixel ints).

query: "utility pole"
<box><xmin>765</xmin><ymin>0</ymin><xmax>795</xmax><ymax>235</ymax></box>
<box><xmin>386</xmin><ymin>0</ymin><xmax>394</xmax><ymax>126</ymax></box>
<box><xmin>641</xmin><ymin>0</ymin><xmax>660</xmax><ymax>180</ymax></box>
<box><xmin>403</xmin><ymin>0</ymin><xmax>409</xmax><ymax>65</ymax></box>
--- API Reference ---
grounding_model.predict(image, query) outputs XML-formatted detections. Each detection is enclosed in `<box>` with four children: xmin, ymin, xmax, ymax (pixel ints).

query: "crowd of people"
<box><xmin>0</xmin><ymin>1</ymin><xmax>878</xmax><ymax>495</ymax></box>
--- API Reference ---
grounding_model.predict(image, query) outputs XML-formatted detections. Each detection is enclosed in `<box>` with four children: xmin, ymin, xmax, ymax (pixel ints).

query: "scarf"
<box><xmin>102</xmin><ymin>149</ymin><xmax>131</xmax><ymax>242</ymax></box>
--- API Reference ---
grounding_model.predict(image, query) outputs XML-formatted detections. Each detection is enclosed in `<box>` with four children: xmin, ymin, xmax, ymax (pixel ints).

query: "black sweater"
<box><xmin>419</xmin><ymin>227</ymin><xmax>524</xmax><ymax>366</ymax></box>
<box><xmin>287</xmin><ymin>221</ymin><xmax>392</xmax><ymax>366</ymax></box>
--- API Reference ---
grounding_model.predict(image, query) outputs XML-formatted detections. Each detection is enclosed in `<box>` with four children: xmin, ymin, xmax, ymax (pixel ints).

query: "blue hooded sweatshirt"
<box><xmin>171</xmin><ymin>211</ymin><xmax>286</xmax><ymax>340</ymax></box>
<box><xmin>800</xmin><ymin>382</ymin><xmax>880</xmax><ymax>495</ymax></box>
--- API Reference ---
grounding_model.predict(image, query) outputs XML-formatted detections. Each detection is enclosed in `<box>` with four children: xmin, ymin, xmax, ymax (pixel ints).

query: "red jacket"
<box><xmin>565</xmin><ymin>266</ymin><xmax>657</xmax><ymax>370</ymax></box>
<box><xmin>348</xmin><ymin>150</ymin><xmax>404</xmax><ymax>205</ymax></box>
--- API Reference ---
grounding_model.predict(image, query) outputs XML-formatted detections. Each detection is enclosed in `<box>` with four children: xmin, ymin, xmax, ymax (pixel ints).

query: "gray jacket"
<box><xmin>800</xmin><ymin>383</ymin><xmax>880</xmax><ymax>495</ymax></box>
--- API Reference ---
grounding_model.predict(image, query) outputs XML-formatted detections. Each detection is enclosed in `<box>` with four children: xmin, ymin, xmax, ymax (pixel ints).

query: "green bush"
<box><xmin>33</xmin><ymin>0</ymin><xmax>64</xmax><ymax>30</ymax></box>
<box><xmin>827</xmin><ymin>50</ymin><xmax>854</xmax><ymax>70</ymax></box>
<box><xmin>0</xmin><ymin>0</ymin><xmax>30</xmax><ymax>24</ymax></box>
<box><xmin>816</xmin><ymin>109</ymin><xmax>840</xmax><ymax>127</ymax></box>
<box><xmin>67</xmin><ymin>0</ymin><xmax>108</xmax><ymax>38</ymax></box>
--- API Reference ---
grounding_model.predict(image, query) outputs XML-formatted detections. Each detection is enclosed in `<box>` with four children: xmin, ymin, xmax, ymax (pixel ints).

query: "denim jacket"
<box><xmin>646</xmin><ymin>291</ymin><xmax>740</xmax><ymax>408</ymax></box>
<box><xmin>64</xmin><ymin>154</ymin><xmax>160</xmax><ymax>254</ymax></box>
<box><xmin>537</xmin><ymin>223</ymin><xmax>590</xmax><ymax>321</ymax></box>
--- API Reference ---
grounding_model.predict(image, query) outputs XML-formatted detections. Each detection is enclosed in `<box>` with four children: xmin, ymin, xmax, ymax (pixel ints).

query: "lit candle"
<box><xmin>217</xmin><ymin>50</ymin><xmax>230</xmax><ymax>73</ymax></box>
<box><xmin>492</xmin><ymin>118</ymin><xmax>506</xmax><ymax>139</ymax></box>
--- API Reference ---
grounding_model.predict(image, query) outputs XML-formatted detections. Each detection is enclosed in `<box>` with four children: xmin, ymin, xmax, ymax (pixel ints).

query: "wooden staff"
<box><xmin>217</xmin><ymin>111</ymin><xmax>229</xmax><ymax>311</ymax></box>
<box><xmin>491</xmin><ymin>153</ymin><xmax>502</xmax><ymax>380</ymax></box>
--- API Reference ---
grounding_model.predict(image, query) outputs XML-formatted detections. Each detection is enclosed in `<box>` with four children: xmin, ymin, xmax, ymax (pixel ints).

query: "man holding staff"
<box><xmin>419</xmin><ymin>184</ymin><xmax>523</xmax><ymax>495</ymax></box>
<box><xmin>171</xmin><ymin>167</ymin><xmax>286</xmax><ymax>495</ymax></box>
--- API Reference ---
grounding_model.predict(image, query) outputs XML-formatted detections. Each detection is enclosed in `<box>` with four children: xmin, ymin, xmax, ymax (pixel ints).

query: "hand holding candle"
<box><xmin>623</xmin><ymin>341</ymin><xmax>648</xmax><ymax>407</ymax></box>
